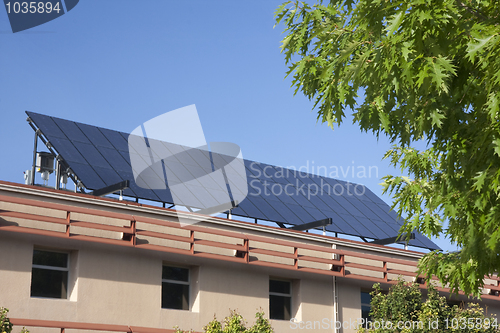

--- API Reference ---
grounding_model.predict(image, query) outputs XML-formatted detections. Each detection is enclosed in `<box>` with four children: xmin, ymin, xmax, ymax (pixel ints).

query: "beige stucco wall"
<box><xmin>2</xmin><ymin>185</ymin><xmax>500</xmax><ymax>333</ymax></box>
<box><xmin>0</xmin><ymin>233</ymin><xmax>340</xmax><ymax>333</ymax></box>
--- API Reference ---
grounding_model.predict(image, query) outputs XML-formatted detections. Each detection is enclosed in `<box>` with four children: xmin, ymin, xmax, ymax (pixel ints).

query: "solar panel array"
<box><xmin>26</xmin><ymin>111</ymin><xmax>439</xmax><ymax>250</ymax></box>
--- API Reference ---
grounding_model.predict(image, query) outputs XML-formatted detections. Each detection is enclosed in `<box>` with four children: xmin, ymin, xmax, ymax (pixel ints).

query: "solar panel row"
<box><xmin>26</xmin><ymin>111</ymin><xmax>439</xmax><ymax>250</ymax></box>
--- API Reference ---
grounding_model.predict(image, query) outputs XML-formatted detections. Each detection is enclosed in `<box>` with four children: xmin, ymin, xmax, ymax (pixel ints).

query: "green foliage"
<box><xmin>1</xmin><ymin>308</ymin><xmax>28</xmax><ymax>333</ymax></box>
<box><xmin>1</xmin><ymin>308</ymin><xmax>13</xmax><ymax>333</ymax></box>
<box><xmin>358</xmin><ymin>280</ymin><xmax>499</xmax><ymax>333</ymax></box>
<box><xmin>275</xmin><ymin>0</ymin><xmax>500</xmax><ymax>296</ymax></box>
<box><xmin>174</xmin><ymin>310</ymin><xmax>273</xmax><ymax>333</ymax></box>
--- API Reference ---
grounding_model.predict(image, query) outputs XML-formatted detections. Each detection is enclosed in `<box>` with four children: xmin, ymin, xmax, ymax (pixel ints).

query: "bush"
<box><xmin>358</xmin><ymin>279</ymin><xmax>499</xmax><ymax>333</ymax></box>
<box><xmin>0</xmin><ymin>308</ymin><xmax>28</xmax><ymax>333</ymax></box>
<box><xmin>1</xmin><ymin>308</ymin><xmax>13</xmax><ymax>333</ymax></box>
<box><xmin>174</xmin><ymin>310</ymin><xmax>273</xmax><ymax>333</ymax></box>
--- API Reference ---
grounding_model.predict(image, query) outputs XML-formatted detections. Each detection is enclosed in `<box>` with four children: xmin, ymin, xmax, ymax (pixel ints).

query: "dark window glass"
<box><xmin>270</xmin><ymin>294</ymin><xmax>291</xmax><ymax>320</ymax></box>
<box><xmin>161</xmin><ymin>282</ymin><xmax>189</xmax><ymax>310</ymax></box>
<box><xmin>269</xmin><ymin>279</ymin><xmax>291</xmax><ymax>320</ymax></box>
<box><xmin>361</xmin><ymin>305</ymin><xmax>371</xmax><ymax>321</ymax></box>
<box><xmin>33</xmin><ymin>249</ymin><xmax>68</xmax><ymax>268</ymax></box>
<box><xmin>361</xmin><ymin>291</ymin><xmax>371</xmax><ymax>305</ymax></box>
<box><xmin>162</xmin><ymin>266</ymin><xmax>189</xmax><ymax>310</ymax></box>
<box><xmin>162</xmin><ymin>266</ymin><xmax>189</xmax><ymax>282</ymax></box>
<box><xmin>30</xmin><ymin>250</ymin><xmax>69</xmax><ymax>299</ymax></box>
<box><xmin>361</xmin><ymin>291</ymin><xmax>372</xmax><ymax>322</ymax></box>
<box><xmin>269</xmin><ymin>280</ymin><xmax>290</xmax><ymax>294</ymax></box>
<box><xmin>31</xmin><ymin>268</ymin><xmax>68</xmax><ymax>298</ymax></box>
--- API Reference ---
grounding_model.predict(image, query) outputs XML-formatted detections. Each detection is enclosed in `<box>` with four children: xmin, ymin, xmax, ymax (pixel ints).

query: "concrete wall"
<box><xmin>0</xmin><ymin>233</ymin><xmax>340</xmax><ymax>333</ymax></box>
<box><xmin>2</xmin><ymin>185</ymin><xmax>500</xmax><ymax>333</ymax></box>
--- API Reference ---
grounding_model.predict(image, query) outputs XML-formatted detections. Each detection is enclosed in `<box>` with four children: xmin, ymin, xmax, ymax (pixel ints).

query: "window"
<box><xmin>162</xmin><ymin>265</ymin><xmax>189</xmax><ymax>310</ymax></box>
<box><xmin>361</xmin><ymin>291</ymin><xmax>372</xmax><ymax>322</ymax></box>
<box><xmin>31</xmin><ymin>249</ymin><xmax>69</xmax><ymax>299</ymax></box>
<box><xmin>269</xmin><ymin>279</ymin><xmax>291</xmax><ymax>320</ymax></box>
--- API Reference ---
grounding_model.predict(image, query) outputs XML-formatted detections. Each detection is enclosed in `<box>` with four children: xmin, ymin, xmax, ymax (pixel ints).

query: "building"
<box><xmin>1</xmin><ymin>112</ymin><xmax>499</xmax><ymax>333</ymax></box>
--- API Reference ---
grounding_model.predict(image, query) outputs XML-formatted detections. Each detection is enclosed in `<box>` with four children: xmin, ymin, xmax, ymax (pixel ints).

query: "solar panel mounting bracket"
<box><xmin>91</xmin><ymin>180</ymin><xmax>130</xmax><ymax>197</ymax></box>
<box><xmin>289</xmin><ymin>217</ymin><xmax>332</xmax><ymax>231</ymax></box>
<box><xmin>369</xmin><ymin>232</ymin><xmax>415</xmax><ymax>245</ymax></box>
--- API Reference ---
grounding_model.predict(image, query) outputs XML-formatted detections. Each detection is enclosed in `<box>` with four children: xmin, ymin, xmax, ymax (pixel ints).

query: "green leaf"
<box><xmin>429</xmin><ymin>110</ymin><xmax>445</xmax><ymax>128</ymax></box>
<box><xmin>467</xmin><ymin>35</ymin><xmax>494</xmax><ymax>61</ymax></box>
<box><xmin>473</xmin><ymin>170</ymin><xmax>487</xmax><ymax>192</ymax></box>
<box><xmin>386</xmin><ymin>11</ymin><xmax>403</xmax><ymax>35</ymax></box>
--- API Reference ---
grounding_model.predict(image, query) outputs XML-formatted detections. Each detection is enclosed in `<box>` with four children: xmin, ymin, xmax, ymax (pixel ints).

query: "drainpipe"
<box><xmin>333</xmin><ymin>243</ymin><xmax>338</xmax><ymax>332</ymax></box>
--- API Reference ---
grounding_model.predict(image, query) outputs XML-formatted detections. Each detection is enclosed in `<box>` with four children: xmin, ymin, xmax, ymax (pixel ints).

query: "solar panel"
<box><xmin>26</xmin><ymin>111</ymin><xmax>440</xmax><ymax>250</ymax></box>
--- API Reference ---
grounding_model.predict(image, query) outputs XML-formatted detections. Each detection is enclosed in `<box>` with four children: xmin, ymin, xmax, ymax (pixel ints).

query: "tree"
<box><xmin>174</xmin><ymin>310</ymin><xmax>274</xmax><ymax>333</ymax></box>
<box><xmin>358</xmin><ymin>279</ymin><xmax>499</xmax><ymax>332</ymax></box>
<box><xmin>275</xmin><ymin>0</ymin><xmax>500</xmax><ymax>297</ymax></box>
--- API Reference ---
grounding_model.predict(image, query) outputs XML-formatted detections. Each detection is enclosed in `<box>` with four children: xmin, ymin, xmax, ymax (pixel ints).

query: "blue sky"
<box><xmin>0</xmin><ymin>0</ymin><xmax>455</xmax><ymax>251</ymax></box>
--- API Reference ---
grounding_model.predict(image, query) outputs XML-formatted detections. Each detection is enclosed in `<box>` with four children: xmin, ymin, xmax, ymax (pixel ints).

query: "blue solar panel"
<box><xmin>362</xmin><ymin>187</ymin><xmax>388</xmax><ymax>205</ymax></box>
<box><xmin>173</xmin><ymin>148</ymin><xmax>200</xmax><ymax>167</ymax></box>
<box><xmin>128</xmin><ymin>181</ymin><xmax>161</xmax><ymax>202</ymax></box>
<box><xmin>47</xmin><ymin>137</ymin><xmax>88</xmax><ymax>165</ymax></box>
<box><xmin>338</xmin><ymin>213</ymin><xmax>378</xmax><ymax>239</ymax></box>
<box><xmin>325</xmin><ymin>211</ymin><xmax>358</xmax><ymax>235</ymax></box>
<box><xmin>244</xmin><ymin>196</ymin><xmax>285</xmax><ymax>222</ymax></box>
<box><xmin>302</xmin><ymin>205</ymin><xmax>329</xmax><ymax>221</ymax></box>
<box><xmin>73</xmin><ymin>142</ymin><xmax>112</xmax><ymax>169</ymax></box>
<box><xmin>284</xmin><ymin>203</ymin><xmax>314</xmax><ymax>222</ymax></box>
<box><xmin>170</xmin><ymin>183</ymin><xmax>205</xmax><ymax>208</ymax></box>
<box><xmin>100</xmin><ymin>128</ymin><xmax>129</xmax><ymax>151</ymax></box>
<box><xmin>357</xmin><ymin>217</ymin><xmax>391</xmax><ymax>239</ymax></box>
<box><xmin>76</xmin><ymin>123</ymin><xmax>115</xmax><ymax>149</ymax></box>
<box><xmin>95</xmin><ymin>146</ymin><xmax>131</xmax><ymax>172</ymax></box>
<box><xmin>26</xmin><ymin>111</ymin><xmax>440</xmax><ymax>250</ymax></box>
<box><xmin>203</xmin><ymin>187</ymin><xmax>231</xmax><ymax>206</ymax></box>
<box><xmin>185</xmin><ymin>184</ymin><xmax>220</xmax><ymax>208</ymax></box>
<box><xmin>52</xmin><ymin>117</ymin><xmax>91</xmax><ymax>144</ymax></box>
<box><xmin>153</xmin><ymin>188</ymin><xmax>174</xmax><ymax>204</ymax></box>
<box><xmin>93</xmin><ymin>166</ymin><xmax>124</xmax><ymax>187</ymax></box>
<box><xmin>27</xmin><ymin>112</ymin><xmax>67</xmax><ymax>139</ymax></box>
<box><xmin>236</xmin><ymin>198</ymin><xmax>267</xmax><ymax>221</ymax></box>
<box><xmin>68</xmin><ymin>163</ymin><xmax>105</xmax><ymax>189</ymax></box>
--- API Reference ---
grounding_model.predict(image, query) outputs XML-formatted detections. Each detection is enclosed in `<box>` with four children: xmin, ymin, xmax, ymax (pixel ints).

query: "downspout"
<box><xmin>333</xmin><ymin>243</ymin><xmax>338</xmax><ymax>332</ymax></box>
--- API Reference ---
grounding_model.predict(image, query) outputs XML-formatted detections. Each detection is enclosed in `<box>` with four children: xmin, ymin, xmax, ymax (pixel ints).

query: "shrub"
<box><xmin>174</xmin><ymin>310</ymin><xmax>273</xmax><ymax>333</ymax></box>
<box><xmin>0</xmin><ymin>308</ymin><xmax>28</xmax><ymax>333</ymax></box>
<box><xmin>358</xmin><ymin>279</ymin><xmax>499</xmax><ymax>333</ymax></box>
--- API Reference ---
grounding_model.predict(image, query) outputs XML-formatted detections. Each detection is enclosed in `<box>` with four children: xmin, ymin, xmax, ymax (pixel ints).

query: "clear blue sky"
<box><xmin>0</xmin><ymin>0</ymin><xmax>455</xmax><ymax>252</ymax></box>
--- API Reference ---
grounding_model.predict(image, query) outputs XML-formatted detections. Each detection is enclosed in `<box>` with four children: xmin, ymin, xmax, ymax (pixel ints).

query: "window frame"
<box><xmin>30</xmin><ymin>248</ymin><xmax>70</xmax><ymax>299</ymax></box>
<box><xmin>161</xmin><ymin>264</ymin><xmax>190</xmax><ymax>311</ymax></box>
<box><xmin>269</xmin><ymin>278</ymin><xmax>292</xmax><ymax>321</ymax></box>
